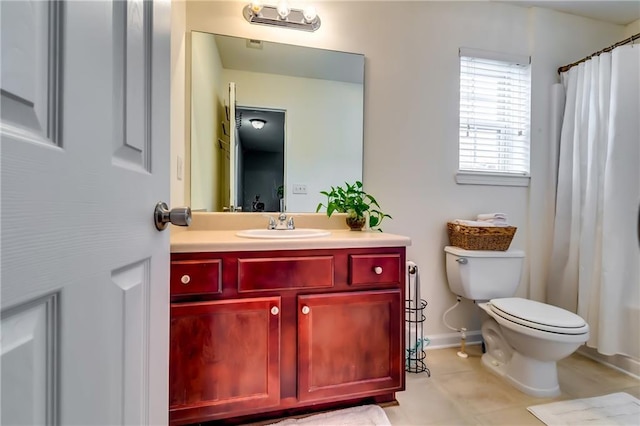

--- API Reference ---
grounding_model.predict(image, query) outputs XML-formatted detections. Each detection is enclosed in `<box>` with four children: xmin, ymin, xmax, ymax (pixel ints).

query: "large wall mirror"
<box><xmin>190</xmin><ymin>32</ymin><xmax>364</xmax><ymax>213</ymax></box>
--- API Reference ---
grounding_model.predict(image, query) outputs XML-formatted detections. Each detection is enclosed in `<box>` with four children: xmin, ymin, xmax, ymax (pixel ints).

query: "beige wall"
<box><xmin>190</xmin><ymin>32</ymin><xmax>225</xmax><ymax>211</ymax></box>
<box><xmin>625</xmin><ymin>18</ymin><xmax>640</xmax><ymax>36</ymax></box>
<box><xmin>170</xmin><ymin>0</ymin><xmax>186</xmax><ymax>206</ymax></box>
<box><xmin>171</xmin><ymin>1</ymin><xmax>625</xmax><ymax>343</ymax></box>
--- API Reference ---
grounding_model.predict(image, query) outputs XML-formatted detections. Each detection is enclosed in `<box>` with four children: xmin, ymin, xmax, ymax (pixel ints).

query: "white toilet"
<box><xmin>444</xmin><ymin>246</ymin><xmax>589</xmax><ymax>397</ymax></box>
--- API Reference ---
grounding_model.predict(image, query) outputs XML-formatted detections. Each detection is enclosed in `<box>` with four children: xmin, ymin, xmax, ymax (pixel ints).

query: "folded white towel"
<box><xmin>477</xmin><ymin>213</ymin><xmax>508</xmax><ymax>221</ymax></box>
<box><xmin>453</xmin><ymin>219</ymin><xmax>511</xmax><ymax>227</ymax></box>
<box><xmin>452</xmin><ymin>219</ymin><xmax>496</xmax><ymax>227</ymax></box>
<box><xmin>479</xmin><ymin>218</ymin><xmax>509</xmax><ymax>225</ymax></box>
<box><xmin>488</xmin><ymin>221</ymin><xmax>510</xmax><ymax>227</ymax></box>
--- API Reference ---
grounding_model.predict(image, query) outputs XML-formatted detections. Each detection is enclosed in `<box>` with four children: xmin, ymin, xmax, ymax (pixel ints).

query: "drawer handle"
<box><xmin>374</xmin><ymin>266</ymin><xmax>383</xmax><ymax>275</ymax></box>
<box><xmin>271</xmin><ymin>306</ymin><xmax>279</xmax><ymax>316</ymax></box>
<box><xmin>301</xmin><ymin>306</ymin><xmax>310</xmax><ymax>315</ymax></box>
<box><xmin>180</xmin><ymin>275</ymin><xmax>191</xmax><ymax>284</ymax></box>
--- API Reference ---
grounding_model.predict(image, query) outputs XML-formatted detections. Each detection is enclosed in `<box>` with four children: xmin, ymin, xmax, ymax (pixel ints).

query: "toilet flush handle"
<box><xmin>456</xmin><ymin>257</ymin><xmax>468</xmax><ymax>264</ymax></box>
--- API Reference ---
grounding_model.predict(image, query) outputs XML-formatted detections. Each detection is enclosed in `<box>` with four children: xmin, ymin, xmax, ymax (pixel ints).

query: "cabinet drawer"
<box><xmin>238</xmin><ymin>256</ymin><xmax>334</xmax><ymax>292</ymax></box>
<box><xmin>171</xmin><ymin>260</ymin><xmax>221</xmax><ymax>296</ymax></box>
<box><xmin>349</xmin><ymin>254</ymin><xmax>402</xmax><ymax>286</ymax></box>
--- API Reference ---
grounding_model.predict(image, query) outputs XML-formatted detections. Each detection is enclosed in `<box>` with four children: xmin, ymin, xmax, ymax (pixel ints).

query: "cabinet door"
<box><xmin>169</xmin><ymin>297</ymin><xmax>280</xmax><ymax>422</ymax></box>
<box><xmin>297</xmin><ymin>290</ymin><xmax>403</xmax><ymax>402</ymax></box>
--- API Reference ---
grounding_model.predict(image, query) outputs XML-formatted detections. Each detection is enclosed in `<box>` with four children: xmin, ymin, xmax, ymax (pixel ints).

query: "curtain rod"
<box><xmin>557</xmin><ymin>32</ymin><xmax>640</xmax><ymax>74</ymax></box>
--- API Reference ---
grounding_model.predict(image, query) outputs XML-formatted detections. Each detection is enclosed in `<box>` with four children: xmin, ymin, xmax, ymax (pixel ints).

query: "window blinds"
<box><xmin>459</xmin><ymin>49</ymin><xmax>531</xmax><ymax>175</ymax></box>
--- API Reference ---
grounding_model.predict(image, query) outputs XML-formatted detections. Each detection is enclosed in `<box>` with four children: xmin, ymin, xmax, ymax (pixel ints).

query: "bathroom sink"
<box><xmin>235</xmin><ymin>228</ymin><xmax>331</xmax><ymax>239</ymax></box>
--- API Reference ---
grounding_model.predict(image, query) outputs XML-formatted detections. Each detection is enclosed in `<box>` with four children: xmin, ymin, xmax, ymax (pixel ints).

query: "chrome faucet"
<box><xmin>267</xmin><ymin>216</ymin><xmax>277</xmax><ymax>229</ymax></box>
<box><xmin>267</xmin><ymin>213</ymin><xmax>295</xmax><ymax>230</ymax></box>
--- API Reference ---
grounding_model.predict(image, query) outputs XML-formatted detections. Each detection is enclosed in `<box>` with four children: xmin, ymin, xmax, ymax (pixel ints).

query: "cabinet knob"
<box><xmin>271</xmin><ymin>306</ymin><xmax>279</xmax><ymax>316</ymax></box>
<box><xmin>180</xmin><ymin>275</ymin><xmax>191</xmax><ymax>284</ymax></box>
<box><xmin>374</xmin><ymin>266</ymin><xmax>383</xmax><ymax>275</ymax></box>
<box><xmin>301</xmin><ymin>306</ymin><xmax>310</xmax><ymax>315</ymax></box>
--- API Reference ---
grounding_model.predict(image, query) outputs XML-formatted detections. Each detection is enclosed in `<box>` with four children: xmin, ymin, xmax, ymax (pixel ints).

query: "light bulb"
<box><xmin>303</xmin><ymin>6</ymin><xmax>317</xmax><ymax>23</ymax></box>
<box><xmin>250</xmin><ymin>0</ymin><xmax>263</xmax><ymax>14</ymax></box>
<box><xmin>276</xmin><ymin>1</ymin><xmax>290</xmax><ymax>19</ymax></box>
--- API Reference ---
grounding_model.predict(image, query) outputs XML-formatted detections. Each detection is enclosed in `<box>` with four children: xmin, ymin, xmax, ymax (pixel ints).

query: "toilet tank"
<box><xmin>444</xmin><ymin>246</ymin><xmax>525</xmax><ymax>301</ymax></box>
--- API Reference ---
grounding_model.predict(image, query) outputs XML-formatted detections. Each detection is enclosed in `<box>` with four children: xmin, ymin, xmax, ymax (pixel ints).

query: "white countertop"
<box><xmin>171</xmin><ymin>229</ymin><xmax>411</xmax><ymax>253</ymax></box>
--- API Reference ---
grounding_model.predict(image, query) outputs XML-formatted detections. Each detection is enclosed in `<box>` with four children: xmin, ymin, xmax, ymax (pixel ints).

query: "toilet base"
<box><xmin>481</xmin><ymin>351</ymin><xmax>561</xmax><ymax>398</ymax></box>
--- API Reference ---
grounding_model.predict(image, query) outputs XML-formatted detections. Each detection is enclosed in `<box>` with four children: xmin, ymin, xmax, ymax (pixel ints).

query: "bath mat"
<box><xmin>527</xmin><ymin>392</ymin><xmax>640</xmax><ymax>425</ymax></box>
<box><xmin>266</xmin><ymin>404</ymin><xmax>391</xmax><ymax>426</ymax></box>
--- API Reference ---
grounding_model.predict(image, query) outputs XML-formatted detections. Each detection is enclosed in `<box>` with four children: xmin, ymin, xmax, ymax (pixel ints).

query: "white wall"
<box><xmin>176</xmin><ymin>1</ymin><xmax>625</xmax><ymax>343</ymax></box>
<box><xmin>222</xmin><ymin>69</ymin><xmax>363</xmax><ymax>212</ymax></box>
<box><xmin>190</xmin><ymin>31</ymin><xmax>225</xmax><ymax>211</ymax></box>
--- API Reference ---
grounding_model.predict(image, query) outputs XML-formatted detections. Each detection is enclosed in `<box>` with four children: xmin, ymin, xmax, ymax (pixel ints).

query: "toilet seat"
<box><xmin>489</xmin><ymin>298</ymin><xmax>589</xmax><ymax>335</ymax></box>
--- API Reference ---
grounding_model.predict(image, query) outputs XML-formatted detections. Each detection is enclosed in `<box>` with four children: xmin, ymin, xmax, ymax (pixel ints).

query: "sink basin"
<box><xmin>235</xmin><ymin>228</ymin><xmax>331</xmax><ymax>239</ymax></box>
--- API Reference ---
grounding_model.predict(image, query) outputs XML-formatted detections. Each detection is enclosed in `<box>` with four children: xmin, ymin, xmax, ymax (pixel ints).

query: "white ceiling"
<box><xmin>500</xmin><ymin>1</ymin><xmax>640</xmax><ymax>25</ymax></box>
<box><xmin>213</xmin><ymin>33</ymin><xmax>365</xmax><ymax>84</ymax></box>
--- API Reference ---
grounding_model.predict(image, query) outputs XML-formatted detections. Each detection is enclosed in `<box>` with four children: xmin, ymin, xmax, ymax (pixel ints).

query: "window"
<box><xmin>458</xmin><ymin>48</ymin><xmax>531</xmax><ymax>185</ymax></box>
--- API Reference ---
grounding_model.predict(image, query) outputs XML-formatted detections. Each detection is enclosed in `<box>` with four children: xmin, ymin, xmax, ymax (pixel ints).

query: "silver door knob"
<box><xmin>301</xmin><ymin>306</ymin><xmax>310</xmax><ymax>315</ymax></box>
<box><xmin>374</xmin><ymin>266</ymin><xmax>383</xmax><ymax>275</ymax></box>
<box><xmin>154</xmin><ymin>202</ymin><xmax>192</xmax><ymax>231</ymax></box>
<box><xmin>271</xmin><ymin>306</ymin><xmax>279</xmax><ymax>315</ymax></box>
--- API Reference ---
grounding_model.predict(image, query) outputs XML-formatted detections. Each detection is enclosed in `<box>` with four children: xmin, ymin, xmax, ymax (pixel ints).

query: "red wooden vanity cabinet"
<box><xmin>169</xmin><ymin>246</ymin><xmax>405</xmax><ymax>425</ymax></box>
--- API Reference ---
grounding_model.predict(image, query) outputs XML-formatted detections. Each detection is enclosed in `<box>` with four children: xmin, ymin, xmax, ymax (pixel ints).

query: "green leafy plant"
<box><xmin>316</xmin><ymin>181</ymin><xmax>391</xmax><ymax>231</ymax></box>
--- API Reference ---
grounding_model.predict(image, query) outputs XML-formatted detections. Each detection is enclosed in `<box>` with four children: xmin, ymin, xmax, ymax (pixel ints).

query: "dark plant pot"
<box><xmin>346</xmin><ymin>216</ymin><xmax>366</xmax><ymax>231</ymax></box>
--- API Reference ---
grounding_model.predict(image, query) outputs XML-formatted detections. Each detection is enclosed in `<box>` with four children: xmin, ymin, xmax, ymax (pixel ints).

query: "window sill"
<box><xmin>455</xmin><ymin>171</ymin><xmax>530</xmax><ymax>187</ymax></box>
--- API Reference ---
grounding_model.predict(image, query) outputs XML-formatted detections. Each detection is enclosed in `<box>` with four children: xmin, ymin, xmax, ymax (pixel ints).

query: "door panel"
<box><xmin>0</xmin><ymin>0</ymin><xmax>61</xmax><ymax>145</ymax></box>
<box><xmin>111</xmin><ymin>259</ymin><xmax>151</xmax><ymax>425</ymax></box>
<box><xmin>112</xmin><ymin>0</ymin><xmax>151</xmax><ymax>171</ymax></box>
<box><xmin>0</xmin><ymin>294</ymin><xmax>58</xmax><ymax>426</ymax></box>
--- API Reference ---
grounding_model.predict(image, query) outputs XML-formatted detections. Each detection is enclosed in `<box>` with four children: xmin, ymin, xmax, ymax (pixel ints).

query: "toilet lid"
<box><xmin>490</xmin><ymin>298</ymin><xmax>589</xmax><ymax>335</ymax></box>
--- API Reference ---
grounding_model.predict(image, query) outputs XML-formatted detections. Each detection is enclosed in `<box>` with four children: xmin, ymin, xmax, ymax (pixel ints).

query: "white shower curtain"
<box><xmin>548</xmin><ymin>45</ymin><xmax>640</xmax><ymax>359</ymax></box>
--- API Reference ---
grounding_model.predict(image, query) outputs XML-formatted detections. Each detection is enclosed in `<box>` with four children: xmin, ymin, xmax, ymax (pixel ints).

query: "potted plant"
<box><xmin>316</xmin><ymin>181</ymin><xmax>391</xmax><ymax>231</ymax></box>
<box><xmin>276</xmin><ymin>185</ymin><xmax>284</xmax><ymax>212</ymax></box>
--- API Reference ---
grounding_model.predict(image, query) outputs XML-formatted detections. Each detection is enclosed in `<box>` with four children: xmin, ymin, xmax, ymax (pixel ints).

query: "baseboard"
<box><xmin>424</xmin><ymin>330</ymin><xmax>483</xmax><ymax>349</ymax></box>
<box><xmin>577</xmin><ymin>346</ymin><xmax>640</xmax><ymax>380</ymax></box>
<box><xmin>424</xmin><ymin>333</ymin><xmax>640</xmax><ymax>380</ymax></box>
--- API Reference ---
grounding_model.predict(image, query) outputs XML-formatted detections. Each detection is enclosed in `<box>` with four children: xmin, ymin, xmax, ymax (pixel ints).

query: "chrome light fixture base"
<box><xmin>243</xmin><ymin>4</ymin><xmax>321</xmax><ymax>32</ymax></box>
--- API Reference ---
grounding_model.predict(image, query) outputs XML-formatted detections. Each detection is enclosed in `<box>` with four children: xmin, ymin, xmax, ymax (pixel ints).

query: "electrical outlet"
<box><xmin>292</xmin><ymin>184</ymin><xmax>307</xmax><ymax>194</ymax></box>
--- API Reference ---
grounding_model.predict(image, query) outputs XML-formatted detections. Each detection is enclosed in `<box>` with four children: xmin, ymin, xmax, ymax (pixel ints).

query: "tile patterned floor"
<box><xmin>384</xmin><ymin>345</ymin><xmax>640</xmax><ymax>425</ymax></box>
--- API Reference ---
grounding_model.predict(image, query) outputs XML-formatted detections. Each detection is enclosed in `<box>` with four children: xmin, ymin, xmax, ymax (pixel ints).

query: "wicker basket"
<box><xmin>446</xmin><ymin>222</ymin><xmax>517</xmax><ymax>251</ymax></box>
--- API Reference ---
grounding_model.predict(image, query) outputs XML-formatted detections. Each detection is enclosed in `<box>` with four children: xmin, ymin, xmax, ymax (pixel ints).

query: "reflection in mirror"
<box><xmin>237</xmin><ymin>106</ymin><xmax>285</xmax><ymax>212</ymax></box>
<box><xmin>190</xmin><ymin>32</ymin><xmax>364</xmax><ymax>212</ymax></box>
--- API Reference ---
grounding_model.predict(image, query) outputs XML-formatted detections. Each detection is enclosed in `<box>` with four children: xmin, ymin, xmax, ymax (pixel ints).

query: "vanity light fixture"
<box><xmin>250</xmin><ymin>119</ymin><xmax>267</xmax><ymax>130</ymax></box>
<box><xmin>243</xmin><ymin>1</ymin><xmax>321</xmax><ymax>32</ymax></box>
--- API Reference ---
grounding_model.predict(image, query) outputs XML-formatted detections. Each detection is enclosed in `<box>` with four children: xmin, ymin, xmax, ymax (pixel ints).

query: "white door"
<box><xmin>228</xmin><ymin>82</ymin><xmax>238</xmax><ymax>210</ymax></box>
<box><xmin>1</xmin><ymin>1</ymin><xmax>171</xmax><ymax>424</ymax></box>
